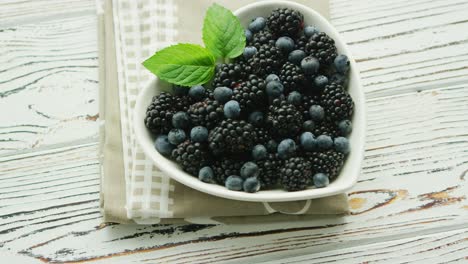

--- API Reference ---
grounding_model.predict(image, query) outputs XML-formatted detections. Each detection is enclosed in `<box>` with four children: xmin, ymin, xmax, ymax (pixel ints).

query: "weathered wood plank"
<box><xmin>0</xmin><ymin>85</ymin><xmax>465</xmax><ymax>262</ymax></box>
<box><xmin>331</xmin><ymin>0</ymin><xmax>468</xmax><ymax>97</ymax></box>
<box><xmin>0</xmin><ymin>144</ymin><xmax>100</xmax><ymax>250</ymax></box>
<box><xmin>0</xmin><ymin>0</ymin><xmax>94</xmax><ymax>25</ymax></box>
<box><xmin>266</xmin><ymin>228</ymin><xmax>468</xmax><ymax>264</ymax></box>
<box><xmin>0</xmin><ymin>11</ymin><xmax>99</xmax><ymax>155</ymax></box>
<box><xmin>0</xmin><ymin>0</ymin><xmax>467</xmax><ymax>263</ymax></box>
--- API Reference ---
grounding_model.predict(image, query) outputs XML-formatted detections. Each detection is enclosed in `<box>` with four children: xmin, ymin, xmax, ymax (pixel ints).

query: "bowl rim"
<box><xmin>133</xmin><ymin>0</ymin><xmax>366</xmax><ymax>202</ymax></box>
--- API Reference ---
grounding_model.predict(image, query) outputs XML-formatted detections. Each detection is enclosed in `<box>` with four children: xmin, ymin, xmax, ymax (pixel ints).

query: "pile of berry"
<box><xmin>145</xmin><ymin>8</ymin><xmax>354</xmax><ymax>192</ymax></box>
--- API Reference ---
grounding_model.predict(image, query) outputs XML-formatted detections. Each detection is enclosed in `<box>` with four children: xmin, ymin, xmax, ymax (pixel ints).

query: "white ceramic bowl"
<box><xmin>134</xmin><ymin>0</ymin><xmax>366</xmax><ymax>202</ymax></box>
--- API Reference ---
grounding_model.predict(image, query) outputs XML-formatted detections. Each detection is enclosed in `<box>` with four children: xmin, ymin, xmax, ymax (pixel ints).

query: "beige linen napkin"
<box><xmin>99</xmin><ymin>0</ymin><xmax>349</xmax><ymax>224</ymax></box>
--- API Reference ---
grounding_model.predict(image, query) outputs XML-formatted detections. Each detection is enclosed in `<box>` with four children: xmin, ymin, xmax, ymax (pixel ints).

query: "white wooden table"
<box><xmin>1</xmin><ymin>0</ymin><xmax>467</xmax><ymax>263</ymax></box>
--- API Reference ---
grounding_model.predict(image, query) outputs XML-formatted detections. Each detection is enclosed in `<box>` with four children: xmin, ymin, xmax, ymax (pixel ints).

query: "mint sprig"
<box><xmin>203</xmin><ymin>3</ymin><xmax>246</xmax><ymax>59</ymax></box>
<box><xmin>142</xmin><ymin>4</ymin><xmax>245</xmax><ymax>87</ymax></box>
<box><xmin>142</xmin><ymin>44</ymin><xmax>215</xmax><ymax>87</ymax></box>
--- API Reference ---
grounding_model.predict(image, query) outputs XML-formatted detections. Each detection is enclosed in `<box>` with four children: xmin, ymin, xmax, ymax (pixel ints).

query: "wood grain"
<box><xmin>0</xmin><ymin>0</ymin><xmax>95</xmax><ymax>26</ymax></box>
<box><xmin>0</xmin><ymin>2</ymin><xmax>99</xmax><ymax>156</ymax></box>
<box><xmin>332</xmin><ymin>0</ymin><xmax>468</xmax><ymax>98</ymax></box>
<box><xmin>267</xmin><ymin>228</ymin><xmax>468</xmax><ymax>264</ymax></box>
<box><xmin>0</xmin><ymin>0</ymin><xmax>467</xmax><ymax>263</ymax></box>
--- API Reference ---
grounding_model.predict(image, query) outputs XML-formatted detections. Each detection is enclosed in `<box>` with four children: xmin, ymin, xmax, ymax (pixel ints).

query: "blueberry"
<box><xmin>225</xmin><ymin>175</ymin><xmax>244</xmax><ymax>191</ymax></box>
<box><xmin>224</xmin><ymin>100</ymin><xmax>241</xmax><ymax>118</ymax></box>
<box><xmin>172</xmin><ymin>111</ymin><xmax>190</xmax><ymax>129</ymax></box>
<box><xmin>334</xmin><ymin>54</ymin><xmax>350</xmax><ymax>74</ymax></box>
<box><xmin>309</xmin><ymin>105</ymin><xmax>325</xmax><ymax>121</ymax></box>
<box><xmin>287</xmin><ymin>91</ymin><xmax>302</xmax><ymax>106</ymax></box>
<box><xmin>275</xmin><ymin>36</ymin><xmax>295</xmax><ymax>53</ymax></box>
<box><xmin>243</xmin><ymin>177</ymin><xmax>261</xmax><ymax>193</ymax></box>
<box><xmin>303</xmin><ymin>120</ymin><xmax>315</xmax><ymax>132</ymax></box>
<box><xmin>266</xmin><ymin>81</ymin><xmax>284</xmax><ymax>98</ymax></box>
<box><xmin>190</xmin><ymin>126</ymin><xmax>208</xmax><ymax>142</ymax></box>
<box><xmin>243</xmin><ymin>46</ymin><xmax>257</xmax><ymax>60</ymax></box>
<box><xmin>172</xmin><ymin>85</ymin><xmax>188</xmax><ymax>96</ymax></box>
<box><xmin>313</xmin><ymin>173</ymin><xmax>329</xmax><ymax>188</ymax></box>
<box><xmin>188</xmin><ymin>85</ymin><xmax>205</xmax><ymax>101</ymax></box>
<box><xmin>338</xmin><ymin>120</ymin><xmax>352</xmax><ymax>136</ymax></box>
<box><xmin>198</xmin><ymin>166</ymin><xmax>214</xmax><ymax>183</ymax></box>
<box><xmin>252</xmin><ymin>145</ymin><xmax>268</xmax><ymax>161</ymax></box>
<box><xmin>331</xmin><ymin>73</ymin><xmax>348</xmax><ymax>86</ymax></box>
<box><xmin>334</xmin><ymin>137</ymin><xmax>350</xmax><ymax>154</ymax></box>
<box><xmin>245</xmin><ymin>29</ymin><xmax>253</xmax><ymax>42</ymax></box>
<box><xmin>288</xmin><ymin>49</ymin><xmax>307</xmax><ymax>65</ymax></box>
<box><xmin>314</xmin><ymin>75</ymin><xmax>328</xmax><ymax>89</ymax></box>
<box><xmin>301</xmin><ymin>56</ymin><xmax>320</xmax><ymax>75</ymax></box>
<box><xmin>304</xmin><ymin>26</ymin><xmax>319</xmax><ymax>38</ymax></box>
<box><xmin>155</xmin><ymin>135</ymin><xmax>175</xmax><ymax>156</ymax></box>
<box><xmin>168</xmin><ymin>129</ymin><xmax>186</xmax><ymax>145</ymax></box>
<box><xmin>317</xmin><ymin>135</ymin><xmax>333</xmax><ymax>150</ymax></box>
<box><xmin>277</xmin><ymin>139</ymin><xmax>296</xmax><ymax>159</ymax></box>
<box><xmin>300</xmin><ymin>132</ymin><xmax>316</xmax><ymax>152</ymax></box>
<box><xmin>248</xmin><ymin>17</ymin><xmax>266</xmax><ymax>33</ymax></box>
<box><xmin>248</xmin><ymin>111</ymin><xmax>264</xmax><ymax>127</ymax></box>
<box><xmin>213</xmin><ymin>86</ymin><xmax>233</xmax><ymax>103</ymax></box>
<box><xmin>265</xmin><ymin>74</ymin><xmax>280</xmax><ymax>83</ymax></box>
<box><xmin>266</xmin><ymin>139</ymin><xmax>278</xmax><ymax>153</ymax></box>
<box><xmin>240</xmin><ymin>162</ymin><xmax>259</xmax><ymax>179</ymax></box>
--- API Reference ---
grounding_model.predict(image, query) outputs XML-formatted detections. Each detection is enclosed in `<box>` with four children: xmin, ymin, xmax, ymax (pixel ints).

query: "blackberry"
<box><xmin>279</xmin><ymin>62</ymin><xmax>306</xmax><ymax>93</ymax></box>
<box><xmin>295</xmin><ymin>35</ymin><xmax>308</xmax><ymax>51</ymax></box>
<box><xmin>212</xmin><ymin>62</ymin><xmax>251</xmax><ymax>88</ymax></box>
<box><xmin>267</xmin><ymin>99</ymin><xmax>303</xmax><ymax>138</ymax></box>
<box><xmin>145</xmin><ymin>92</ymin><xmax>175</xmax><ymax>134</ymax></box>
<box><xmin>173</xmin><ymin>95</ymin><xmax>192</xmax><ymax>112</ymax></box>
<box><xmin>248</xmin><ymin>44</ymin><xmax>285</xmax><ymax>77</ymax></box>
<box><xmin>212</xmin><ymin>158</ymin><xmax>245</xmax><ymax>184</ymax></box>
<box><xmin>301</xmin><ymin>94</ymin><xmax>321</xmax><ymax>119</ymax></box>
<box><xmin>255</xmin><ymin>127</ymin><xmax>271</xmax><ymax>145</ymax></box>
<box><xmin>208</xmin><ymin>120</ymin><xmax>258</xmax><ymax>154</ymax></box>
<box><xmin>172</xmin><ymin>141</ymin><xmax>211</xmax><ymax>175</ymax></box>
<box><xmin>305</xmin><ymin>32</ymin><xmax>337</xmax><ymax>65</ymax></box>
<box><xmin>250</xmin><ymin>30</ymin><xmax>275</xmax><ymax>49</ymax></box>
<box><xmin>321</xmin><ymin>82</ymin><xmax>354</xmax><ymax>121</ymax></box>
<box><xmin>257</xmin><ymin>153</ymin><xmax>283</xmax><ymax>187</ymax></box>
<box><xmin>306</xmin><ymin>150</ymin><xmax>345</xmax><ymax>180</ymax></box>
<box><xmin>313</xmin><ymin>119</ymin><xmax>339</xmax><ymax>138</ymax></box>
<box><xmin>233</xmin><ymin>75</ymin><xmax>267</xmax><ymax>111</ymax></box>
<box><xmin>280</xmin><ymin>157</ymin><xmax>312</xmax><ymax>191</ymax></box>
<box><xmin>188</xmin><ymin>98</ymin><xmax>224</xmax><ymax>129</ymax></box>
<box><xmin>267</xmin><ymin>8</ymin><xmax>304</xmax><ymax>37</ymax></box>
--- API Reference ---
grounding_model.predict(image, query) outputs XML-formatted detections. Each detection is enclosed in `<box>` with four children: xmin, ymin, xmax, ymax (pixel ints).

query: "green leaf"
<box><xmin>142</xmin><ymin>44</ymin><xmax>215</xmax><ymax>86</ymax></box>
<box><xmin>203</xmin><ymin>3</ymin><xmax>246</xmax><ymax>59</ymax></box>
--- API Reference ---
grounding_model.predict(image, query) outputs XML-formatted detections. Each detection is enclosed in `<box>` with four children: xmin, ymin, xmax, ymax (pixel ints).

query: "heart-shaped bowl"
<box><xmin>134</xmin><ymin>0</ymin><xmax>365</xmax><ymax>202</ymax></box>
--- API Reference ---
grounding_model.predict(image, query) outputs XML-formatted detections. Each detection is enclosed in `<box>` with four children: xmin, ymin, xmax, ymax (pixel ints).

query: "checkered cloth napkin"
<box><xmin>98</xmin><ymin>0</ymin><xmax>348</xmax><ymax>224</ymax></box>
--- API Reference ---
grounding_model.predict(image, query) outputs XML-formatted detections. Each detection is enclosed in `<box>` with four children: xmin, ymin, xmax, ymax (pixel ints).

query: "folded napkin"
<box><xmin>99</xmin><ymin>0</ymin><xmax>349</xmax><ymax>224</ymax></box>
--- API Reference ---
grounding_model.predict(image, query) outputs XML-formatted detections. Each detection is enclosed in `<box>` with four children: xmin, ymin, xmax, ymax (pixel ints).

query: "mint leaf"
<box><xmin>203</xmin><ymin>3</ymin><xmax>246</xmax><ymax>59</ymax></box>
<box><xmin>142</xmin><ymin>44</ymin><xmax>215</xmax><ymax>86</ymax></box>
